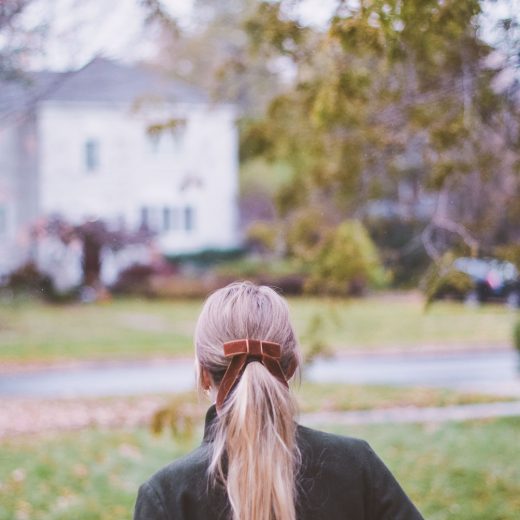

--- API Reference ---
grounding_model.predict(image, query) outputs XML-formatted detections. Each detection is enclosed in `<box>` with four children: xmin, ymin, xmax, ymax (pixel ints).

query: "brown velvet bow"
<box><xmin>215</xmin><ymin>339</ymin><xmax>296</xmax><ymax>412</ymax></box>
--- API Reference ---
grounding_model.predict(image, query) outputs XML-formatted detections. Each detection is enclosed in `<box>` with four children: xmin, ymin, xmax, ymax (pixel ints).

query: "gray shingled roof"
<box><xmin>0</xmin><ymin>57</ymin><xmax>207</xmax><ymax>121</ymax></box>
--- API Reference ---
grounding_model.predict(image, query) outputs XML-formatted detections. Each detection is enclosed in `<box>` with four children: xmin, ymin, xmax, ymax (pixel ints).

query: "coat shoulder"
<box><xmin>134</xmin><ymin>443</ymin><xmax>226</xmax><ymax>520</ymax></box>
<box><xmin>146</xmin><ymin>443</ymin><xmax>211</xmax><ymax>492</ymax></box>
<box><xmin>297</xmin><ymin>424</ymin><xmax>372</xmax><ymax>465</ymax></box>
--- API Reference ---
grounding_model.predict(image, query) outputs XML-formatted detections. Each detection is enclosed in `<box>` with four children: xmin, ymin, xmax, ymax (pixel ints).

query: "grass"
<box><xmin>0</xmin><ymin>294</ymin><xmax>517</xmax><ymax>363</ymax></box>
<box><xmin>330</xmin><ymin>418</ymin><xmax>520</xmax><ymax>520</ymax></box>
<box><xmin>292</xmin><ymin>295</ymin><xmax>518</xmax><ymax>352</ymax></box>
<box><xmin>1</xmin><ymin>417</ymin><xmax>519</xmax><ymax>520</ymax></box>
<box><xmin>295</xmin><ymin>382</ymin><xmax>513</xmax><ymax>412</ymax></box>
<box><xmin>0</xmin><ymin>428</ymin><xmax>186</xmax><ymax>520</ymax></box>
<box><xmin>0</xmin><ymin>298</ymin><xmax>201</xmax><ymax>363</ymax></box>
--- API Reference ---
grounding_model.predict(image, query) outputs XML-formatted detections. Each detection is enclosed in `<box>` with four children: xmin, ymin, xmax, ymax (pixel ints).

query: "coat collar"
<box><xmin>202</xmin><ymin>404</ymin><xmax>218</xmax><ymax>443</ymax></box>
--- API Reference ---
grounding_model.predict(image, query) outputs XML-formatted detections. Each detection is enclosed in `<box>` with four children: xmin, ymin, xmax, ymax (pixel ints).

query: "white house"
<box><xmin>0</xmin><ymin>58</ymin><xmax>240</xmax><ymax>286</ymax></box>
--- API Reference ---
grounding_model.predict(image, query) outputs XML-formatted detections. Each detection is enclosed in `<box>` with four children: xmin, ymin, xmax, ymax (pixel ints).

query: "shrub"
<box><xmin>147</xmin><ymin>275</ymin><xmax>222</xmax><ymax>298</ymax></box>
<box><xmin>285</xmin><ymin>209</ymin><xmax>325</xmax><ymax>259</ymax></box>
<box><xmin>304</xmin><ymin>220</ymin><xmax>388</xmax><ymax>296</ymax></box>
<box><xmin>110</xmin><ymin>264</ymin><xmax>156</xmax><ymax>296</ymax></box>
<box><xmin>215</xmin><ymin>257</ymin><xmax>306</xmax><ymax>295</ymax></box>
<box><xmin>428</xmin><ymin>270</ymin><xmax>474</xmax><ymax>300</ymax></box>
<box><xmin>365</xmin><ymin>217</ymin><xmax>431</xmax><ymax>288</ymax></box>
<box><xmin>254</xmin><ymin>273</ymin><xmax>305</xmax><ymax>295</ymax></box>
<box><xmin>110</xmin><ymin>259</ymin><xmax>178</xmax><ymax>296</ymax></box>
<box><xmin>6</xmin><ymin>263</ymin><xmax>51</xmax><ymax>293</ymax></box>
<box><xmin>246</xmin><ymin>221</ymin><xmax>278</xmax><ymax>254</ymax></box>
<box><xmin>3</xmin><ymin>262</ymin><xmax>74</xmax><ymax>302</ymax></box>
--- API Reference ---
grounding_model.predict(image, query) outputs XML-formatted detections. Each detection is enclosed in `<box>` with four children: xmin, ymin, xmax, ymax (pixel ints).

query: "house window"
<box><xmin>163</xmin><ymin>207</ymin><xmax>180</xmax><ymax>231</ymax></box>
<box><xmin>85</xmin><ymin>139</ymin><xmax>100</xmax><ymax>171</ymax></box>
<box><xmin>171</xmin><ymin>208</ymin><xmax>179</xmax><ymax>230</ymax></box>
<box><xmin>163</xmin><ymin>207</ymin><xmax>171</xmax><ymax>231</ymax></box>
<box><xmin>140</xmin><ymin>207</ymin><xmax>150</xmax><ymax>230</ymax></box>
<box><xmin>147</xmin><ymin>133</ymin><xmax>160</xmax><ymax>154</ymax></box>
<box><xmin>184</xmin><ymin>205</ymin><xmax>195</xmax><ymax>232</ymax></box>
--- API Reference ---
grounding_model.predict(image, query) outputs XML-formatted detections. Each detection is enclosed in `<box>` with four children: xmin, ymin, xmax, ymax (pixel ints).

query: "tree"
<box><xmin>149</xmin><ymin>0</ymin><xmax>286</xmax><ymax>115</ymax></box>
<box><xmin>30</xmin><ymin>216</ymin><xmax>154</xmax><ymax>291</ymax></box>
<box><xmin>0</xmin><ymin>0</ymin><xmax>46</xmax><ymax>80</ymax></box>
<box><xmin>241</xmin><ymin>0</ymin><xmax>520</xmax><ymax>270</ymax></box>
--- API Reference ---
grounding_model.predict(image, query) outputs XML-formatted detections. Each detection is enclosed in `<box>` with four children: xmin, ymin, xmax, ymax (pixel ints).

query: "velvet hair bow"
<box><xmin>215</xmin><ymin>339</ymin><xmax>296</xmax><ymax>412</ymax></box>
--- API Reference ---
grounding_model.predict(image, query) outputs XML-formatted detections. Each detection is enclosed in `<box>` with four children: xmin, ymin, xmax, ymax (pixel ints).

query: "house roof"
<box><xmin>0</xmin><ymin>57</ymin><xmax>207</xmax><ymax>120</ymax></box>
<box><xmin>0</xmin><ymin>70</ymin><xmax>65</xmax><ymax>119</ymax></box>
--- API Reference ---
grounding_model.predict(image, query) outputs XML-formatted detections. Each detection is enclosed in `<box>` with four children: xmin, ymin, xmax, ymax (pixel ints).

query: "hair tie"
<box><xmin>216</xmin><ymin>339</ymin><xmax>293</xmax><ymax>412</ymax></box>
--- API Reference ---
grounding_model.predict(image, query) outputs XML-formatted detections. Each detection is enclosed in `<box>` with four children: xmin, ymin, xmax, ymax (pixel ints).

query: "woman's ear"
<box><xmin>200</xmin><ymin>366</ymin><xmax>213</xmax><ymax>391</ymax></box>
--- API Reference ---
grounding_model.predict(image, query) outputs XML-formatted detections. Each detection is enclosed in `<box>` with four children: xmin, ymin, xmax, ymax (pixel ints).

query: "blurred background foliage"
<box><xmin>144</xmin><ymin>0</ymin><xmax>519</xmax><ymax>298</ymax></box>
<box><xmin>237</xmin><ymin>0</ymin><xmax>520</xmax><ymax>272</ymax></box>
<box><xmin>2</xmin><ymin>0</ymin><xmax>519</xmax><ymax>300</ymax></box>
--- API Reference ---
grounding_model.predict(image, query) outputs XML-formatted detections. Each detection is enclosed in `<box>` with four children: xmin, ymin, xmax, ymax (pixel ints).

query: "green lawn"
<box><xmin>295</xmin><ymin>382</ymin><xmax>513</xmax><ymax>412</ymax></box>
<box><xmin>334</xmin><ymin>419</ymin><xmax>520</xmax><ymax>520</ymax></box>
<box><xmin>1</xmin><ymin>417</ymin><xmax>519</xmax><ymax>520</ymax></box>
<box><xmin>0</xmin><ymin>295</ymin><xmax>517</xmax><ymax>363</ymax></box>
<box><xmin>0</xmin><ymin>428</ymin><xmax>185</xmax><ymax>520</ymax></box>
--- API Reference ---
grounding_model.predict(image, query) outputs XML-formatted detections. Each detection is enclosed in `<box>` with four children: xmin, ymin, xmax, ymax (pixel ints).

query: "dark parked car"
<box><xmin>452</xmin><ymin>257</ymin><xmax>520</xmax><ymax>307</ymax></box>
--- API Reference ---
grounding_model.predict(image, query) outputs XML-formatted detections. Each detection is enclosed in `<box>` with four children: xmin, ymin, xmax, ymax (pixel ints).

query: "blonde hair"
<box><xmin>195</xmin><ymin>281</ymin><xmax>302</xmax><ymax>520</ymax></box>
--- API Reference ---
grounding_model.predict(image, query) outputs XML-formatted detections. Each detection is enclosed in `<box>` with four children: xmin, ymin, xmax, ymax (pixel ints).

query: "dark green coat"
<box><xmin>134</xmin><ymin>406</ymin><xmax>423</xmax><ymax>520</ymax></box>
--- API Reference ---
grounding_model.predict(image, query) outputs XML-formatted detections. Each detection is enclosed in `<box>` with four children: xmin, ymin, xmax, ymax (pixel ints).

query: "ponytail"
<box><xmin>209</xmin><ymin>362</ymin><xmax>300</xmax><ymax>520</ymax></box>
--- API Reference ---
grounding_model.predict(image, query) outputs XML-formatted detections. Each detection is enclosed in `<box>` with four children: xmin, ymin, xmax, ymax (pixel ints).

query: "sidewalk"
<box><xmin>2</xmin><ymin>396</ymin><xmax>519</xmax><ymax>439</ymax></box>
<box><xmin>301</xmin><ymin>400</ymin><xmax>520</xmax><ymax>426</ymax></box>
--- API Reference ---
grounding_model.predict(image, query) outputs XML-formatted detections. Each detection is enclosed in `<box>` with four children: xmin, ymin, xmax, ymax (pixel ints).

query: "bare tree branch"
<box><xmin>431</xmin><ymin>216</ymin><xmax>480</xmax><ymax>255</ymax></box>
